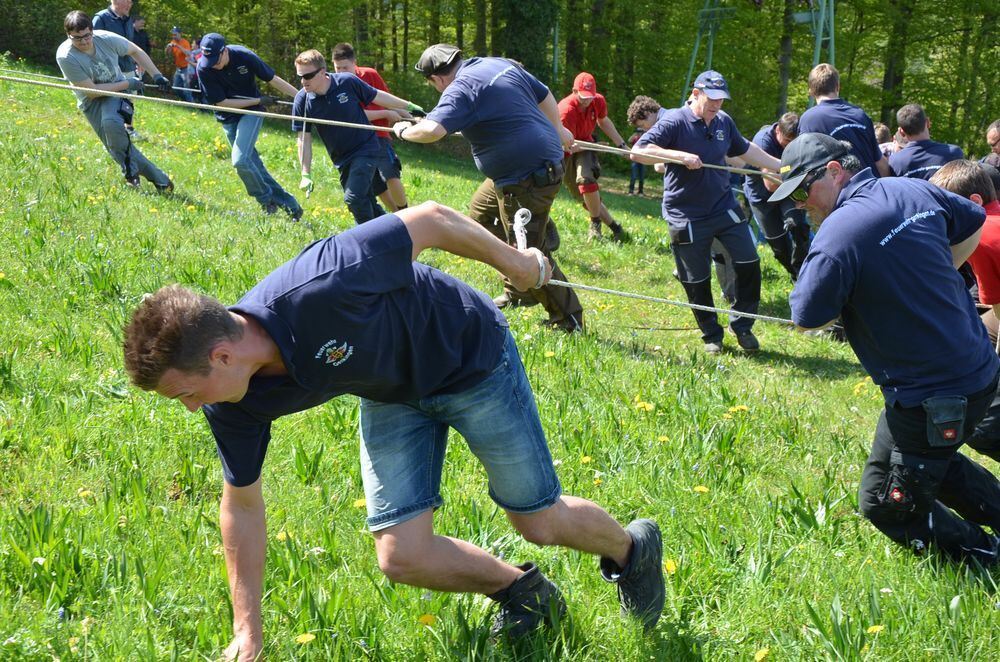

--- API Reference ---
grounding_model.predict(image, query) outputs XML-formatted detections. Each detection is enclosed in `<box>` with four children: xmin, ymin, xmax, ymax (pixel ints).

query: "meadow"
<box><xmin>1</xmin><ymin>63</ymin><xmax>999</xmax><ymax>660</ymax></box>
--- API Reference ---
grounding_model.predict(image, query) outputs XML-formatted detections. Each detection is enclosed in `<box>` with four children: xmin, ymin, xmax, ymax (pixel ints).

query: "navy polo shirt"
<box><xmin>798</xmin><ymin>99</ymin><xmax>883</xmax><ymax>175</ymax></box>
<box><xmin>636</xmin><ymin>104</ymin><xmax>750</xmax><ymax>225</ymax></box>
<box><xmin>743</xmin><ymin>123</ymin><xmax>783</xmax><ymax>205</ymax></box>
<box><xmin>291</xmin><ymin>73</ymin><xmax>380</xmax><ymax>167</ymax></box>
<box><xmin>888</xmin><ymin>139</ymin><xmax>964</xmax><ymax>179</ymax></box>
<box><xmin>202</xmin><ymin>214</ymin><xmax>509</xmax><ymax>486</ymax></box>
<box><xmin>198</xmin><ymin>46</ymin><xmax>275</xmax><ymax>123</ymax></box>
<box><xmin>426</xmin><ymin>57</ymin><xmax>564</xmax><ymax>187</ymax></box>
<box><xmin>92</xmin><ymin>7</ymin><xmax>135</xmax><ymax>73</ymax></box>
<box><xmin>790</xmin><ymin>170</ymin><xmax>996</xmax><ymax>406</ymax></box>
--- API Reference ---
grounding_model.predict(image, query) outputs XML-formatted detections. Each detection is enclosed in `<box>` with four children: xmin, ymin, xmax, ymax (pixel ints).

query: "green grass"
<box><xmin>2</xmin><ymin>61</ymin><xmax>1000</xmax><ymax>660</ymax></box>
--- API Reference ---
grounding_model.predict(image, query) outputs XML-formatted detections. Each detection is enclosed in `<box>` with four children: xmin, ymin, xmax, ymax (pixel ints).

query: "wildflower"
<box><xmin>693</xmin><ymin>485</ymin><xmax>709</xmax><ymax>494</ymax></box>
<box><xmin>880</xmin><ymin>587</ymin><xmax>893</xmax><ymax>595</ymax></box>
<box><xmin>69</xmin><ymin>637</ymin><xmax>80</xmax><ymax>654</ymax></box>
<box><xmin>186</xmin><ymin>205</ymin><xmax>196</xmax><ymax>212</ymax></box>
<box><xmin>149</xmin><ymin>207</ymin><xmax>159</xmax><ymax>214</ymax></box>
<box><xmin>664</xmin><ymin>559</ymin><xmax>677</xmax><ymax>575</ymax></box>
<box><xmin>32</xmin><ymin>557</ymin><xmax>45</xmax><ymax>566</ymax></box>
<box><xmin>658</xmin><ymin>435</ymin><xmax>669</xmax><ymax>442</ymax></box>
<box><xmin>544</xmin><ymin>351</ymin><xmax>555</xmax><ymax>358</ymax></box>
<box><xmin>0</xmin><ymin>273</ymin><xmax>5</xmax><ymax>279</ymax></box>
<box><xmin>593</xmin><ymin>478</ymin><xmax>603</xmax><ymax>486</ymax></box>
<box><xmin>727</xmin><ymin>405</ymin><xmax>749</xmax><ymax>414</ymax></box>
<box><xmin>295</xmin><ymin>632</ymin><xmax>316</xmax><ymax>644</ymax></box>
<box><xmin>275</xmin><ymin>530</ymin><xmax>288</xmax><ymax>542</ymax></box>
<box><xmin>77</xmin><ymin>488</ymin><xmax>94</xmax><ymax>499</ymax></box>
<box><xmin>754</xmin><ymin>648</ymin><xmax>770</xmax><ymax>661</ymax></box>
<box><xmin>552</xmin><ymin>459</ymin><xmax>563</xmax><ymax>467</ymax></box>
<box><xmin>353</xmin><ymin>498</ymin><xmax>366</xmax><ymax>508</ymax></box>
<box><xmin>581</xmin><ymin>455</ymin><xmax>592</xmax><ymax>464</ymax></box>
<box><xmin>634</xmin><ymin>400</ymin><xmax>654</xmax><ymax>412</ymax></box>
<box><xmin>866</xmin><ymin>624</ymin><xmax>884</xmax><ymax>635</ymax></box>
<box><xmin>81</xmin><ymin>616</ymin><xmax>95</xmax><ymax>634</ymax></box>
<box><xmin>417</xmin><ymin>614</ymin><xmax>436</xmax><ymax>626</ymax></box>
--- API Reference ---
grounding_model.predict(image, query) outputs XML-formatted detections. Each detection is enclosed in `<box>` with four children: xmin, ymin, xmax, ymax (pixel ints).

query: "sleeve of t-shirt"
<box><xmin>596</xmin><ymin>95</ymin><xmax>608</xmax><ymax>120</ymax></box>
<box><xmin>92</xmin><ymin>12</ymin><xmax>108</xmax><ymax>30</ymax></box>
<box><xmin>789</xmin><ymin>250</ymin><xmax>854</xmax><ymax>328</ymax></box>
<box><xmin>247</xmin><ymin>51</ymin><xmax>275</xmax><ymax>82</ymax></box>
<box><xmin>204</xmin><ymin>404</ymin><xmax>273</xmax><ymax>487</ymax></box>
<box><xmin>521</xmin><ymin>68</ymin><xmax>551</xmax><ymax>103</ymax></box>
<box><xmin>332</xmin><ymin>214</ymin><xmax>416</xmax><ymax>296</ymax></box>
<box><xmin>968</xmin><ymin>243</ymin><xmax>1000</xmax><ymax>305</ymax></box>
<box><xmin>636</xmin><ymin>118</ymin><xmax>676</xmax><ymax>149</ymax></box>
<box><xmin>366</xmin><ymin>70</ymin><xmax>390</xmax><ymax>93</ymax></box>
<box><xmin>56</xmin><ymin>49</ymin><xmax>88</xmax><ymax>83</ymax></box>
<box><xmin>291</xmin><ymin>90</ymin><xmax>310</xmax><ymax>133</ymax></box>
<box><xmin>726</xmin><ymin>117</ymin><xmax>751</xmax><ymax>158</ymax></box>
<box><xmin>933</xmin><ymin>186</ymin><xmax>987</xmax><ymax>244</ymax></box>
<box><xmin>349</xmin><ymin>75</ymin><xmax>378</xmax><ymax>106</ymax></box>
<box><xmin>426</xmin><ymin>83</ymin><xmax>477</xmax><ymax>133</ymax></box>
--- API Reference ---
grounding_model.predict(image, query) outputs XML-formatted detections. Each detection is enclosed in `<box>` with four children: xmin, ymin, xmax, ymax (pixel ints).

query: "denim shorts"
<box><xmin>358</xmin><ymin>329</ymin><xmax>562</xmax><ymax>531</ymax></box>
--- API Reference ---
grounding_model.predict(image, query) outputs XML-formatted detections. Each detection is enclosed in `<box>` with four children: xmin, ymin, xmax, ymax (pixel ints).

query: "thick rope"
<box><xmin>573</xmin><ymin>140</ymin><xmax>781</xmax><ymax>182</ymax></box>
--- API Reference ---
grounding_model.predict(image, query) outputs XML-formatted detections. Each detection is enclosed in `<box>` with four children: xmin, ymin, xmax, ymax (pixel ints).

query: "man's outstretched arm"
<box><xmin>399</xmin><ymin>201</ymin><xmax>551</xmax><ymax>292</ymax></box>
<box><xmin>220</xmin><ymin>479</ymin><xmax>267</xmax><ymax>662</ymax></box>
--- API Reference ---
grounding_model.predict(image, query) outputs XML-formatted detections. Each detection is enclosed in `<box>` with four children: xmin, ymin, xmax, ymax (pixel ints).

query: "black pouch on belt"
<box><xmin>921</xmin><ymin>395</ymin><xmax>967</xmax><ymax>447</ymax></box>
<box><xmin>118</xmin><ymin>98</ymin><xmax>135</xmax><ymax>126</ymax></box>
<box><xmin>531</xmin><ymin>161</ymin><xmax>564</xmax><ymax>187</ymax></box>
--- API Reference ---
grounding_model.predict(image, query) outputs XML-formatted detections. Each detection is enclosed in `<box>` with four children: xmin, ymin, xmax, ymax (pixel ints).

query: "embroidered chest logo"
<box><xmin>337</xmin><ymin>92</ymin><xmax>350</xmax><ymax>104</ymax></box>
<box><xmin>315</xmin><ymin>338</ymin><xmax>354</xmax><ymax>366</ymax></box>
<box><xmin>237</xmin><ymin>65</ymin><xmax>249</xmax><ymax>75</ymax></box>
<box><xmin>714</xmin><ymin>129</ymin><xmax>725</xmax><ymax>141</ymax></box>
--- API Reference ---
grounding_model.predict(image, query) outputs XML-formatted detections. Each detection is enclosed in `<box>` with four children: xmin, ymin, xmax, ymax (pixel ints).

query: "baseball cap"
<box><xmin>170</xmin><ymin>26</ymin><xmax>182</xmax><ymax>35</ymax></box>
<box><xmin>768</xmin><ymin>133</ymin><xmax>850</xmax><ymax>203</ymax></box>
<box><xmin>415</xmin><ymin>44</ymin><xmax>462</xmax><ymax>77</ymax></box>
<box><xmin>573</xmin><ymin>72</ymin><xmax>597</xmax><ymax>99</ymax></box>
<box><xmin>199</xmin><ymin>33</ymin><xmax>226</xmax><ymax>68</ymax></box>
<box><xmin>693</xmin><ymin>70</ymin><xmax>730</xmax><ymax>100</ymax></box>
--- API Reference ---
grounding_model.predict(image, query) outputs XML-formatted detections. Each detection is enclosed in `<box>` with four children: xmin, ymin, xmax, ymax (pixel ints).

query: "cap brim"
<box><xmin>576</xmin><ymin>91</ymin><xmax>596</xmax><ymax>99</ymax></box>
<box><xmin>198</xmin><ymin>54</ymin><xmax>220</xmax><ymax>68</ymax></box>
<box><xmin>767</xmin><ymin>173</ymin><xmax>807</xmax><ymax>203</ymax></box>
<box><xmin>701</xmin><ymin>89</ymin><xmax>730</xmax><ymax>100</ymax></box>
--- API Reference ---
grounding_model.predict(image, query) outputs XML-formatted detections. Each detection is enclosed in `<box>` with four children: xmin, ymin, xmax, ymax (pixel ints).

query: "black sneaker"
<box><xmin>609</xmin><ymin>222</ymin><xmax>629</xmax><ymax>243</ymax></box>
<box><xmin>489</xmin><ymin>563</ymin><xmax>566</xmax><ymax>639</ymax></box>
<box><xmin>600</xmin><ymin>519</ymin><xmax>664</xmax><ymax>630</ymax></box>
<box><xmin>734</xmin><ymin>330</ymin><xmax>760</xmax><ymax>353</ymax></box>
<box><xmin>262</xmin><ymin>201</ymin><xmax>279</xmax><ymax>215</ymax></box>
<box><xmin>287</xmin><ymin>206</ymin><xmax>304</xmax><ymax>222</ymax></box>
<box><xmin>124</xmin><ymin>175</ymin><xmax>141</xmax><ymax>189</ymax></box>
<box><xmin>154</xmin><ymin>179</ymin><xmax>174</xmax><ymax>194</ymax></box>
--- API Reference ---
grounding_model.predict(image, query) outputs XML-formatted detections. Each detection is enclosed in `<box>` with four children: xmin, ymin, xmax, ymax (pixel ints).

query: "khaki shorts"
<box><xmin>562</xmin><ymin>150</ymin><xmax>601</xmax><ymax>198</ymax></box>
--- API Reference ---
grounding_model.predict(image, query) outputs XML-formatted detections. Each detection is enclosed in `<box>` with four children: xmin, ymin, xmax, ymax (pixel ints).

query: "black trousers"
<box><xmin>858</xmin><ymin>372</ymin><xmax>1000</xmax><ymax>564</ymax></box>
<box><xmin>748</xmin><ymin>199</ymin><xmax>810</xmax><ymax>280</ymax></box>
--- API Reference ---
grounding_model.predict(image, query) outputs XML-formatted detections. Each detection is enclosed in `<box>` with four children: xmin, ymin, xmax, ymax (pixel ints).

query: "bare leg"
<box><xmin>373</xmin><ymin>510</ymin><xmax>523</xmax><ymax>594</ymax></box>
<box><xmin>387</xmin><ymin>177</ymin><xmax>408</xmax><ymax>209</ymax></box>
<box><xmin>506</xmin><ymin>496</ymin><xmax>632</xmax><ymax>567</ymax></box>
<box><xmin>378</xmin><ymin>190</ymin><xmax>398</xmax><ymax>212</ymax></box>
<box><xmin>582</xmin><ymin>190</ymin><xmax>603</xmax><ymax>218</ymax></box>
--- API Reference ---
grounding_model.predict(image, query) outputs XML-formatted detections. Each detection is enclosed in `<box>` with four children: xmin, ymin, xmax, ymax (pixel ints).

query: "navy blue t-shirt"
<box><xmin>790</xmin><ymin>170</ymin><xmax>995</xmax><ymax>406</ymax></box>
<box><xmin>798</xmin><ymin>99</ymin><xmax>883</xmax><ymax>175</ymax></box>
<box><xmin>203</xmin><ymin>214</ymin><xmax>509</xmax><ymax>486</ymax></box>
<box><xmin>426</xmin><ymin>57</ymin><xmax>564</xmax><ymax>187</ymax></box>
<box><xmin>888</xmin><ymin>139</ymin><xmax>964</xmax><ymax>179</ymax></box>
<box><xmin>635</xmin><ymin>104</ymin><xmax>750</xmax><ymax>224</ymax></box>
<box><xmin>742</xmin><ymin>123</ymin><xmax>784</xmax><ymax>205</ymax></box>
<box><xmin>198</xmin><ymin>46</ymin><xmax>275</xmax><ymax>123</ymax></box>
<box><xmin>291</xmin><ymin>73</ymin><xmax>380</xmax><ymax>167</ymax></box>
<box><xmin>92</xmin><ymin>8</ymin><xmax>135</xmax><ymax>73</ymax></box>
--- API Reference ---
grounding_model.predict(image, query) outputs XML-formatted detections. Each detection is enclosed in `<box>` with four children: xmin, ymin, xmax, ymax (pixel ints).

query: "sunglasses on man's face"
<box><xmin>789</xmin><ymin>167</ymin><xmax>827</xmax><ymax>203</ymax></box>
<box><xmin>298</xmin><ymin>68</ymin><xmax>324</xmax><ymax>81</ymax></box>
<box><xmin>69</xmin><ymin>31</ymin><xmax>93</xmax><ymax>42</ymax></box>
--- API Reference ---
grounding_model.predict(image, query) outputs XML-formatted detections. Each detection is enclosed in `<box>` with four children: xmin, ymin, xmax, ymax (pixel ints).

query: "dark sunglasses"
<box><xmin>299</xmin><ymin>68</ymin><xmax>324</xmax><ymax>81</ymax></box>
<box><xmin>69</xmin><ymin>31</ymin><xmax>93</xmax><ymax>42</ymax></box>
<box><xmin>789</xmin><ymin>167</ymin><xmax>827</xmax><ymax>203</ymax></box>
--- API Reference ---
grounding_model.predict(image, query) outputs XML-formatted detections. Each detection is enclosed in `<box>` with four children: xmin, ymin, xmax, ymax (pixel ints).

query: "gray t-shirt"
<box><xmin>56</xmin><ymin>30</ymin><xmax>130</xmax><ymax>110</ymax></box>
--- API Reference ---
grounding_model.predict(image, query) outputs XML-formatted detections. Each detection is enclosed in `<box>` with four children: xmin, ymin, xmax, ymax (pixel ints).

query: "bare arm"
<box><xmin>597</xmin><ymin>116</ymin><xmax>626</xmax><ymax>147</ymax></box>
<box><xmin>395</xmin><ymin>118</ymin><xmax>448</xmax><ymax>143</ymax></box>
<box><xmin>126</xmin><ymin>44</ymin><xmax>165</xmax><ymax>79</ymax></box>
<box><xmin>371</xmin><ymin>89</ymin><xmax>415</xmax><ymax>111</ymax></box>
<box><xmin>737</xmin><ymin>142</ymin><xmax>781</xmax><ymax>171</ymax></box>
<box><xmin>631</xmin><ymin>143</ymin><xmax>703</xmax><ymax>169</ymax></box>
<box><xmin>67</xmin><ymin>76</ymin><xmax>132</xmax><ymax>97</ymax></box>
<box><xmin>297</xmin><ymin>131</ymin><xmax>313</xmax><ymax>175</ymax></box>
<box><xmin>216</xmin><ymin>97</ymin><xmax>268</xmax><ymax>109</ymax></box>
<box><xmin>875</xmin><ymin>155</ymin><xmax>892</xmax><ymax>178</ymax></box>
<box><xmin>952</xmin><ymin>226</ymin><xmax>984</xmax><ymax>268</ymax></box>
<box><xmin>267</xmin><ymin>75</ymin><xmax>298</xmax><ymax>98</ymax></box>
<box><xmin>220</xmin><ymin>479</ymin><xmax>266</xmax><ymax>662</ymax></box>
<box><xmin>399</xmin><ymin>201</ymin><xmax>550</xmax><ymax>291</ymax></box>
<box><xmin>366</xmin><ymin>109</ymin><xmax>403</xmax><ymax>123</ymax></box>
<box><xmin>538</xmin><ymin>92</ymin><xmax>574</xmax><ymax>150</ymax></box>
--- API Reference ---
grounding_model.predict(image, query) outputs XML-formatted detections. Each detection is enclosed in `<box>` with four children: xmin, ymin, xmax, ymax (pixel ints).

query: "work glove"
<box><xmin>125</xmin><ymin>77</ymin><xmax>144</xmax><ymax>91</ymax></box>
<box><xmin>153</xmin><ymin>74</ymin><xmax>171</xmax><ymax>94</ymax></box>
<box><xmin>258</xmin><ymin>95</ymin><xmax>276</xmax><ymax>109</ymax></box>
<box><xmin>406</xmin><ymin>101</ymin><xmax>424</xmax><ymax>115</ymax></box>
<box><xmin>393</xmin><ymin>119</ymin><xmax>417</xmax><ymax>140</ymax></box>
<box><xmin>299</xmin><ymin>175</ymin><xmax>314</xmax><ymax>194</ymax></box>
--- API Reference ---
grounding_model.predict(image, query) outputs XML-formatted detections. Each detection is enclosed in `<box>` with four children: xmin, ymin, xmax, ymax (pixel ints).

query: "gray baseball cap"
<box><xmin>415</xmin><ymin>44</ymin><xmax>462</xmax><ymax>77</ymax></box>
<box><xmin>768</xmin><ymin>133</ymin><xmax>850</xmax><ymax>203</ymax></box>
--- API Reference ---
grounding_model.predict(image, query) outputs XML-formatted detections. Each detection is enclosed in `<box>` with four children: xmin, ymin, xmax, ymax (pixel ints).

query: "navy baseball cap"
<box><xmin>170</xmin><ymin>26</ymin><xmax>182</xmax><ymax>35</ymax></box>
<box><xmin>693</xmin><ymin>70</ymin><xmax>730</xmax><ymax>100</ymax></box>
<box><xmin>199</xmin><ymin>33</ymin><xmax>226</xmax><ymax>68</ymax></box>
<box><xmin>768</xmin><ymin>133</ymin><xmax>850</xmax><ymax>203</ymax></box>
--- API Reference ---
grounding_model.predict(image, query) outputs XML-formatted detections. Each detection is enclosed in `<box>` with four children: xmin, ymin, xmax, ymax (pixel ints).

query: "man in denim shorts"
<box><xmin>123</xmin><ymin>202</ymin><xmax>664</xmax><ymax>659</ymax></box>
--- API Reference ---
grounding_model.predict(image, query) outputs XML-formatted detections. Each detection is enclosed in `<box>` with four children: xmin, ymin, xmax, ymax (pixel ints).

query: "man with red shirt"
<box><xmin>559</xmin><ymin>72</ymin><xmax>628</xmax><ymax>241</ymax></box>
<box><xmin>332</xmin><ymin>42</ymin><xmax>420</xmax><ymax>212</ymax></box>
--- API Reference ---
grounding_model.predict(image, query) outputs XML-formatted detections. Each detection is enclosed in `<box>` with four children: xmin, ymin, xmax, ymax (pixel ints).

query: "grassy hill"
<box><xmin>2</xmin><ymin>64</ymin><xmax>999</xmax><ymax>660</ymax></box>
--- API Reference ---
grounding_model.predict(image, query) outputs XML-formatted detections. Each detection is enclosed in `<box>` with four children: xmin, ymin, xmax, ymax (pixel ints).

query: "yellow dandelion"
<box><xmin>544</xmin><ymin>351</ymin><xmax>555</xmax><ymax>358</ymax></box>
<box><xmin>186</xmin><ymin>205</ymin><xmax>197</xmax><ymax>212</ymax></box>
<box><xmin>0</xmin><ymin>272</ymin><xmax>5</xmax><ymax>279</ymax></box>
<box><xmin>727</xmin><ymin>405</ymin><xmax>749</xmax><ymax>414</ymax></box>
<box><xmin>593</xmin><ymin>478</ymin><xmax>603</xmax><ymax>486</ymax></box>
<box><xmin>658</xmin><ymin>435</ymin><xmax>669</xmax><ymax>442</ymax></box>
<box><xmin>722</xmin><ymin>413</ymin><xmax>733</xmax><ymax>420</ymax></box>
<box><xmin>693</xmin><ymin>485</ymin><xmax>710</xmax><ymax>494</ymax></box>
<box><xmin>149</xmin><ymin>207</ymin><xmax>159</xmax><ymax>213</ymax></box>
<box><xmin>754</xmin><ymin>648</ymin><xmax>770</xmax><ymax>661</ymax></box>
<box><xmin>581</xmin><ymin>455</ymin><xmax>592</xmax><ymax>464</ymax></box>
<box><xmin>664</xmin><ymin>559</ymin><xmax>677</xmax><ymax>575</ymax></box>
<box><xmin>866</xmin><ymin>624</ymin><xmax>884</xmax><ymax>635</ymax></box>
<box><xmin>353</xmin><ymin>498</ymin><xmax>367</xmax><ymax>508</ymax></box>
<box><xmin>295</xmin><ymin>632</ymin><xmax>316</xmax><ymax>644</ymax></box>
<box><xmin>275</xmin><ymin>530</ymin><xmax>288</xmax><ymax>542</ymax></box>
<box><xmin>418</xmin><ymin>613</ymin><xmax>437</xmax><ymax>626</ymax></box>
<box><xmin>77</xmin><ymin>488</ymin><xmax>94</xmax><ymax>499</ymax></box>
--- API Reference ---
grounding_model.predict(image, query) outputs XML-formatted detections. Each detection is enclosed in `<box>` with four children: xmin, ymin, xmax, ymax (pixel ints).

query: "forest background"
<box><xmin>2</xmin><ymin>0</ymin><xmax>997</xmax><ymax>158</ymax></box>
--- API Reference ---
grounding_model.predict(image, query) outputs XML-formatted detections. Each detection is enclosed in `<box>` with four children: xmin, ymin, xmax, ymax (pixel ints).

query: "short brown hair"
<box><xmin>332</xmin><ymin>42</ymin><xmax>355</xmax><ymax>62</ymax></box>
<box><xmin>873</xmin><ymin>122</ymin><xmax>891</xmax><ymax>144</ymax></box>
<box><xmin>930</xmin><ymin>160</ymin><xmax>998</xmax><ymax>204</ymax></box>
<box><xmin>808</xmin><ymin>63</ymin><xmax>839</xmax><ymax>98</ymax></box>
<box><xmin>627</xmin><ymin>95</ymin><xmax>661</xmax><ymax>126</ymax></box>
<box><xmin>123</xmin><ymin>285</ymin><xmax>243</xmax><ymax>390</ymax></box>
<box><xmin>896</xmin><ymin>103</ymin><xmax>927</xmax><ymax>137</ymax></box>
<box><xmin>295</xmin><ymin>49</ymin><xmax>326</xmax><ymax>71</ymax></box>
<box><xmin>777</xmin><ymin>112</ymin><xmax>800</xmax><ymax>140</ymax></box>
<box><xmin>64</xmin><ymin>10</ymin><xmax>92</xmax><ymax>33</ymax></box>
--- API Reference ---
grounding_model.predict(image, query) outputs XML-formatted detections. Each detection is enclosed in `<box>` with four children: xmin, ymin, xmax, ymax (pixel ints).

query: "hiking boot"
<box><xmin>588</xmin><ymin>219</ymin><xmax>603</xmax><ymax>241</ymax></box>
<box><xmin>609</xmin><ymin>222</ymin><xmax>628</xmax><ymax>243</ymax></box>
<box><xmin>489</xmin><ymin>563</ymin><xmax>566</xmax><ymax>639</ymax></box>
<box><xmin>493</xmin><ymin>293</ymin><xmax>539</xmax><ymax>310</ymax></box>
<box><xmin>544</xmin><ymin>312</ymin><xmax>584</xmax><ymax>334</ymax></box>
<box><xmin>154</xmin><ymin>179</ymin><xmax>174</xmax><ymax>194</ymax></box>
<box><xmin>287</xmin><ymin>206</ymin><xmax>304</xmax><ymax>222</ymax></box>
<box><xmin>600</xmin><ymin>519</ymin><xmax>664</xmax><ymax>630</ymax></box>
<box><xmin>262</xmin><ymin>201</ymin><xmax>279</xmax><ymax>215</ymax></box>
<box><xmin>734</xmin><ymin>330</ymin><xmax>760</xmax><ymax>353</ymax></box>
<box><xmin>703</xmin><ymin>339</ymin><xmax>724</xmax><ymax>354</ymax></box>
<box><xmin>124</xmin><ymin>174</ymin><xmax>141</xmax><ymax>189</ymax></box>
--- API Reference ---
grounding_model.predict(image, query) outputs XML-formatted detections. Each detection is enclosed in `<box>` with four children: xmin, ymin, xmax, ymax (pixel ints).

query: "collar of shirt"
<box><xmin>305</xmin><ymin>73</ymin><xmax>335</xmax><ymax>100</ymax></box>
<box><xmin>835</xmin><ymin>167</ymin><xmax>876</xmax><ymax>209</ymax></box>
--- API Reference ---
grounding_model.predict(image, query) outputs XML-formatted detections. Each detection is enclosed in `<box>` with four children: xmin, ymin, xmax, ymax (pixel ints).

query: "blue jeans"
<box><xmin>358</xmin><ymin>329</ymin><xmax>562</xmax><ymax>531</ymax></box>
<box><xmin>629</xmin><ymin>162</ymin><xmax>645</xmax><ymax>193</ymax></box>
<box><xmin>339</xmin><ymin>154</ymin><xmax>385</xmax><ymax>224</ymax></box>
<box><xmin>172</xmin><ymin>69</ymin><xmax>193</xmax><ymax>102</ymax></box>
<box><xmin>222</xmin><ymin>115</ymin><xmax>301</xmax><ymax>212</ymax></box>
